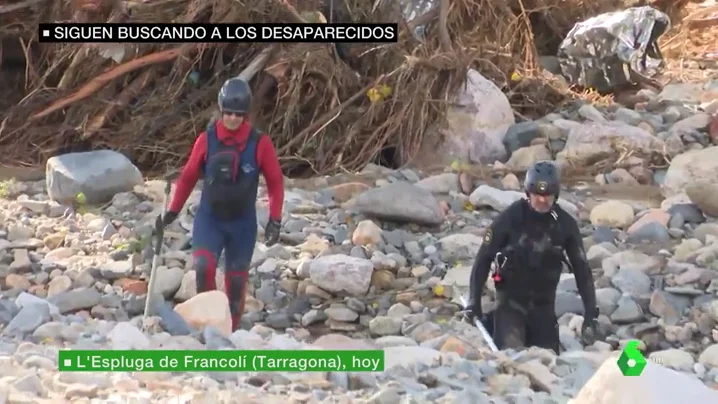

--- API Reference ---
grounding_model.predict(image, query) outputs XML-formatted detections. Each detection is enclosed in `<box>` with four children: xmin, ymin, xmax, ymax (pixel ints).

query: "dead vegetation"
<box><xmin>0</xmin><ymin>0</ymin><xmax>699</xmax><ymax>177</ymax></box>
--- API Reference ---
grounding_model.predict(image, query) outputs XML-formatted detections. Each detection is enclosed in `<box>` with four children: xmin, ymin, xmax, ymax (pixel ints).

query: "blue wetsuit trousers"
<box><xmin>191</xmin><ymin>207</ymin><xmax>257</xmax><ymax>331</ymax></box>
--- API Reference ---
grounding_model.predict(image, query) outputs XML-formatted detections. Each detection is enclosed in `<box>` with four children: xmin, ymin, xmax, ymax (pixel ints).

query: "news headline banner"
<box><xmin>58</xmin><ymin>350</ymin><xmax>385</xmax><ymax>372</ymax></box>
<box><xmin>38</xmin><ymin>23</ymin><xmax>398</xmax><ymax>43</ymax></box>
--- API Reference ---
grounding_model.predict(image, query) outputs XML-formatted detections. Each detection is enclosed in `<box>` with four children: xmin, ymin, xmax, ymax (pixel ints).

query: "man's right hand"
<box><xmin>156</xmin><ymin>211</ymin><xmax>178</xmax><ymax>230</ymax></box>
<box><xmin>464</xmin><ymin>301</ymin><xmax>482</xmax><ymax>323</ymax></box>
<box><xmin>581</xmin><ymin>307</ymin><xmax>600</xmax><ymax>346</ymax></box>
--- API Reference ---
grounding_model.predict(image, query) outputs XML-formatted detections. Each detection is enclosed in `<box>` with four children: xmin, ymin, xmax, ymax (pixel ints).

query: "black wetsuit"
<box><xmin>469</xmin><ymin>199</ymin><xmax>597</xmax><ymax>353</ymax></box>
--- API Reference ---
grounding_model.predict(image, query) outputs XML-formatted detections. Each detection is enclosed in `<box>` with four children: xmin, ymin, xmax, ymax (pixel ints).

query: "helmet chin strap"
<box><xmin>525</xmin><ymin>193</ymin><xmax>559</xmax><ymax>217</ymax></box>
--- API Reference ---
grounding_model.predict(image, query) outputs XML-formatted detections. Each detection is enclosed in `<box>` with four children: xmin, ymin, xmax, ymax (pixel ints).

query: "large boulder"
<box><xmin>569</xmin><ymin>356</ymin><xmax>718</xmax><ymax>404</ymax></box>
<box><xmin>413</xmin><ymin>69</ymin><xmax>515</xmax><ymax>164</ymax></box>
<box><xmin>46</xmin><ymin>150</ymin><xmax>143</xmax><ymax>204</ymax></box>
<box><xmin>662</xmin><ymin>146</ymin><xmax>718</xmax><ymax>198</ymax></box>
<box><xmin>347</xmin><ymin>182</ymin><xmax>444</xmax><ymax>226</ymax></box>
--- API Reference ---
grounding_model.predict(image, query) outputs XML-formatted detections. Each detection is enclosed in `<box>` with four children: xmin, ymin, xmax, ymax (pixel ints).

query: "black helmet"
<box><xmin>218</xmin><ymin>78</ymin><xmax>252</xmax><ymax>114</ymax></box>
<box><xmin>524</xmin><ymin>160</ymin><xmax>560</xmax><ymax>197</ymax></box>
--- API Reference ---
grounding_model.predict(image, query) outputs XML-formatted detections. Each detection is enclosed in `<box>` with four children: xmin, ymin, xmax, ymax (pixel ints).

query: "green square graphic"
<box><xmin>617</xmin><ymin>340</ymin><xmax>647</xmax><ymax>376</ymax></box>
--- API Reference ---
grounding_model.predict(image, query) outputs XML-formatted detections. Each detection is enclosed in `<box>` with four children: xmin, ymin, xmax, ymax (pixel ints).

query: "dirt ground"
<box><xmin>0</xmin><ymin>166</ymin><xmax>45</xmax><ymax>182</ymax></box>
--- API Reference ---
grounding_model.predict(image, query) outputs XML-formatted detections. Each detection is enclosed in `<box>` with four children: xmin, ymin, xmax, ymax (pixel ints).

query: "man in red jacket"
<box><xmin>158</xmin><ymin>77</ymin><xmax>284</xmax><ymax>332</ymax></box>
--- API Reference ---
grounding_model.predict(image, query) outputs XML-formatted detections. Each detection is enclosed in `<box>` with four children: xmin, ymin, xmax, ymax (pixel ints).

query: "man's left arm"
<box><xmin>563</xmin><ymin>215</ymin><xmax>597</xmax><ymax>318</ymax></box>
<box><xmin>256</xmin><ymin>134</ymin><xmax>284</xmax><ymax>221</ymax></box>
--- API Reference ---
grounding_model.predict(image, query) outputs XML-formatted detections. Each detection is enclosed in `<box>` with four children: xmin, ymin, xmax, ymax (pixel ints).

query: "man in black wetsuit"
<box><xmin>465</xmin><ymin>160</ymin><xmax>599</xmax><ymax>353</ymax></box>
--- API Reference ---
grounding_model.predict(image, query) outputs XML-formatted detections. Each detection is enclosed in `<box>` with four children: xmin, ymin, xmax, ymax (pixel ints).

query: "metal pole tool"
<box><xmin>459</xmin><ymin>294</ymin><xmax>499</xmax><ymax>352</ymax></box>
<box><xmin>144</xmin><ymin>170</ymin><xmax>179</xmax><ymax>317</ymax></box>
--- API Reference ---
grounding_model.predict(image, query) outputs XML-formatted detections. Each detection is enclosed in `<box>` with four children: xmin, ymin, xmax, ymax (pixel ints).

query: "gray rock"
<box><xmin>649</xmin><ymin>290</ymin><xmax>691</xmax><ymax>326</ymax></box>
<box><xmin>301</xmin><ymin>310</ymin><xmax>327</xmax><ymax>327</ymax></box>
<box><xmin>671</xmin><ymin>113</ymin><xmax>710</xmax><ymax>133</ymax></box>
<box><xmin>324</xmin><ymin>304</ymin><xmax>359</xmax><ymax>322</ymax></box>
<box><xmin>610</xmin><ymin>296</ymin><xmax>644</xmax><ymax>323</ymax></box>
<box><xmin>415</xmin><ymin>173</ymin><xmax>460</xmax><ymax>194</ymax></box>
<box><xmin>369</xmin><ymin>316</ymin><xmax>402</xmax><ymax>336</ymax></box>
<box><xmin>595</xmin><ymin>288</ymin><xmax>621</xmax><ymax>316</ymax></box>
<box><xmin>14</xmin><ymin>292</ymin><xmax>60</xmax><ymax>316</ymax></box>
<box><xmin>348</xmin><ymin>182</ymin><xmax>444</xmax><ymax>226</ymax></box>
<box><xmin>668</xmin><ymin>213</ymin><xmax>685</xmax><ymax>229</ymax></box>
<box><xmin>626</xmin><ymin>222</ymin><xmax>670</xmax><ymax>244</ymax></box>
<box><xmin>578</xmin><ymin>105</ymin><xmax>606</xmax><ymax>122</ymax></box>
<box><xmin>46</xmin><ymin>150</ymin><xmax>143</xmax><ymax>204</ymax></box>
<box><xmin>265</xmin><ymin>312</ymin><xmax>292</xmax><ymax>329</ymax></box>
<box><xmin>592</xmin><ymin>226</ymin><xmax>615</xmax><ymax>243</ymax></box>
<box><xmin>153</xmin><ymin>300</ymin><xmax>193</xmax><ymax>336</ymax></box>
<box><xmin>653</xmin><ymin>169</ymin><xmax>667</xmax><ymax>185</ymax></box>
<box><xmin>614</xmin><ymin>108</ymin><xmax>642</xmax><ymax>126</ymax></box>
<box><xmin>503</xmin><ymin>121</ymin><xmax>540</xmax><ymax>155</ymax></box>
<box><xmin>555</xmin><ymin>292</ymin><xmax>584</xmax><ymax>317</ymax></box>
<box><xmin>47</xmin><ymin>288</ymin><xmax>102</xmax><ymax>314</ymax></box>
<box><xmin>4</xmin><ymin>303</ymin><xmax>50</xmax><ymax>336</ymax></box>
<box><xmin>0</xmin><ymin>299</ymin><xmax>20</xmax><ymax>325</ymax></box>
<box><xmin>668</xmin><ymin>204</ymin><xmax>706</xmax><ymax>224</ymax></box>
<box><xmin>611</xmin><ymin>267</ymin><xmax>651</xmax><ymax>296</ymax></box>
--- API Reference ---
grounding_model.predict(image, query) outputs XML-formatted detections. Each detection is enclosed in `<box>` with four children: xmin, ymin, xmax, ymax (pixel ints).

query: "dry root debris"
<box><xmin>0</xmin><ymin>0</ymin><xmax>688</xmax><ymax>176</ymax></box>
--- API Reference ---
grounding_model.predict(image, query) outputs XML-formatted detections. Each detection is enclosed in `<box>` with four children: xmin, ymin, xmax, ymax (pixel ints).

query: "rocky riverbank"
<box><xmin>2</xmin><ymin>81</ymin><xmax>718</xmax><ymax>403</ymax></box>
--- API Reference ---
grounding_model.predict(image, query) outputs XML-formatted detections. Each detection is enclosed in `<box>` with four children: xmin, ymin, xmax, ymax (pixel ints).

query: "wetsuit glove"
<box><xmin>265</xmin><ymin>219</ymin><xmax>281</xmax><ymax>246</ymax></box>
<box><xmin>581</xmin><ymin>307</ymin><xmax>599</xmax><ymax>346</ymax></box>
<box><xmin>464</xmin><ymin>301</ymin><xmax>482</xmax><ymax>324</ymax></box>
<box><xmin>156</xmin><ymin>211</ymin><xmax>178</xmax><ymax>230</ymax></box>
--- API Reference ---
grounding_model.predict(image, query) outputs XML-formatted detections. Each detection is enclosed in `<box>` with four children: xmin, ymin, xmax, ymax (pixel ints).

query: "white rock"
<box><xmin>662</xmin><ymin>146</ymin><xmax>718</xmax><ymax>198</ymax></box>
<box><xmin>470</xmin><ymin>185</ymin><xmax>520</xmax><ymax>211</ymax></box>
<box><xmin>502</xmin><ymin>173</ymin><xmax>521</xmax><ymax>190</ymax></box>
<box><xmin>108</xmin><ymin>322</ymin><xmax>150</xmax><ymax>350</ymax></box>
<box><xmin>415</xmin><ymin>69</ymin><xmax>515</xmax><ymax>164</ymax></box>
<box><xmin>383</xmin><ymin>346</ymin><xmax>441</xmax><ymax>369</ymax></box>
<box><xmin>698</xmin><ymin>343</ymin><xmax>718</xmax><ymax>368</ymax></box>
<box><xmin>174</xmin><ymin>291</ymin><xmax>232</xmax><ymax>336</ymax></box>
<box><xmin>569</xmin><ymin>357</ymin><xmax>718</xmax><ymax>404</ymax></box>
<box><xmin>153</xmin><ymin>266</ymin><xmax>184</xmax><ymax>298</ymax></box>
<box><xmin>438</xmin><ymin>234</ymin><xmax>482</xmax><ymax>262</ymax></box>
<box><xmin>351</xmin><ymin>220</ymin><xmax>383</xmax><ymax>246</ymax></box>
<box><xmin>174</xmin><ymin>271</ymin><xmax>197</xmax><ymax>302</ymax></box>
<box><xmin>505</xmin><ymin>145</ymin><xmax>552</xmax><ymax>172</ymax></box>
<box><xmin>589</xmin><ymin>201</ymin><xmax>635</xmax><ymax>229</ymax></box>
<box><xmin>309</xmin><ymin>255</ymin><xmax>374</xmax><ymax>296</ymax></box>
<box><xmin>648</xmin><ymin>349</ymin><xmax>695</xmax><ymax>371</ymax></box>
